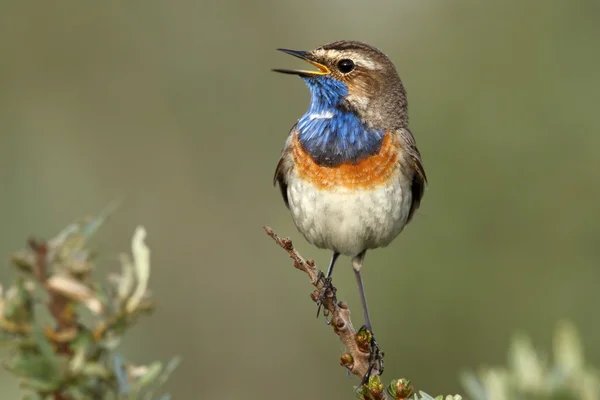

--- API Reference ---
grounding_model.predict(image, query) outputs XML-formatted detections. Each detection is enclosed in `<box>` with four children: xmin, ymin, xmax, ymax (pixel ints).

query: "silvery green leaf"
<box><xmin>553</xmin><ymin>320</ymin><xmax>583</xmax><ymax>374</ymax></box>
<box><xmin>139</xmin><ymin>357</ymin><xmax>181</xmax><ymax>400</ymax></box>
<box><xmin>68</xmin><ymin>343</ymin><xmax>87</xmax><ymax>374</ymax></box>
<box><xmin>153</xmin><ymin>356</ymin><xmax>181</xmax><ymax>390</ymax></box>
<box><xmin>118</xmin><ymin>254</ymin><xmax>135</xmax><ymax>304</ymax></box>
<box><xmin>94</xmin><ymin>283</ymin><xmax>115</xmax><ymax>315</ymax></box>
<box><xmin>47</xmin><ymin>223</ymin><xmax>80</xmax><ymax>252</ymax></box>
<box><xmin>125</xmin><ymin>226</ymin><xmax>150</xmax><ymax>313</ymax></box>
<box><xmin>4</xmin><ymin>278</ymin><xmax>33</xmax><ymax>324</ymax></box>
<box><xmin>545</xmin><ymin>364</ymin><xmax>569</xmax><ymax>392</ymax></box>
<box><xmin>81</xmin><ymin>362</ymin><xmax>111</xmax><ymax>378</ymax></box>
<box><xmin>481</xmin><ymin>368</ymin><xmax>509</xmax><ymax>400</ymax></box>
<box><xmin>80</xmin><ymin>200</ymin><xmax>120</xmax><ymax>239</ymax></box>
<box><xmin>10</xmin><ymin>251</ymin><xmax>36</xmax><ymax>274</ymax></box>
<box><xmin>581</xmin><ymin>369</ymin><xmax>600</xmax><ymax>400</ymax></box>
<box><xmin>131</xmin><ymin>361</ymin><xmax>162</xmax><ymax>393</ymax></box>
<box><xmin>31</xmin><ymin>325</ymin><xmax>58</xmax><ymax>368</ymax></box>
<box><xmin>113</xmin><ymin>353</ymin><xmax>130</xmax><ymax>396</ymax></box>
<box><xmin>509</xmin><ymin>333</ymin><xmax>544</xmax><ymax>392</ymax></box>
<box><xmin>52</xmin><ymin>202</ymin><xmax>118</xmax><ymax>261</ymax></box>
<box><xmin>101</xmin><ymin>331</ymin><xmax>123</xmax><ymax>351</ymax></box>
<box><xmin>459</xmin><ymin>370</ymin><xmax>488</xmax><ymax>400</ymax></box>
<box><xmin>6</xmin><ymin>353</ymin><xmax>60</xmax><ymax>389</ymax></box>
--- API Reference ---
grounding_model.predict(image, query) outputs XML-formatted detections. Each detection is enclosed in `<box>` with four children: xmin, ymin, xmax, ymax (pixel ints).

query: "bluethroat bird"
<box><xmin>272</xmin><ymin>41</ymin><xmax>426</xmax><ymax>377</ymax></box>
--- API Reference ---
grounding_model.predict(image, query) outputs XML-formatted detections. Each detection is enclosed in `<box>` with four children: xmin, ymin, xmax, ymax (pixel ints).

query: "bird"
<box><xmin>272</xmin><ymin>40</ymin><xmax>426</xmax><ymax>377</ymax></box>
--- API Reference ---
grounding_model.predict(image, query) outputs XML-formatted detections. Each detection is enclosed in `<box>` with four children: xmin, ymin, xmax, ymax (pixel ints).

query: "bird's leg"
<box><xmin>353</xmin><ymin>251</ymin><xmax>385</xmax><ymax>385</ymax></box>
<box><xmin>316</xmin><ymin>251</ymin><xmax>340</xmax><ymax>321</ymax></box>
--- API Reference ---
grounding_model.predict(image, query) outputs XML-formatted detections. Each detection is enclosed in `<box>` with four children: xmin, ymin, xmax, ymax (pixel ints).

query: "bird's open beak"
<box><xmin>272</xmin><ymin>48</ymin><xmax>331</xmax><ymax>77</ymax></box>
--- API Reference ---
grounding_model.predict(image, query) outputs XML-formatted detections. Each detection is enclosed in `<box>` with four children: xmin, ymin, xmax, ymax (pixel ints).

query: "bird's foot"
<box><xmin>358</xmin><ymin>325</ymin><xmax>385</xmax><ymax>386</ymax></box>
<box><xmin>316</xmin><ymin>271</ymin><xmax>336</xmax><ymax>322</ymax></box>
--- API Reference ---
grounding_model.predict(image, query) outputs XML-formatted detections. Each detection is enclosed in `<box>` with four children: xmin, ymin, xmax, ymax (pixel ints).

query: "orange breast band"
<box><xmin>292</xmin><ymin>133</ymin><xmax>400</xmax><ymax>190</ymax></box>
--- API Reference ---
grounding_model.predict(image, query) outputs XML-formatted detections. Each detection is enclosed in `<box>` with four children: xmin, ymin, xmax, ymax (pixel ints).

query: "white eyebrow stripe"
<box><xmin>357</xmin><ymin>58</ymin><xmax>378</xmax><ymax>69</ymax></box>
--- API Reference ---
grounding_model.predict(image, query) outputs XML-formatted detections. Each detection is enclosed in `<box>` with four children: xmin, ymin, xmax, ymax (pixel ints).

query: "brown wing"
<box><xmin>273</xmin><ymin>124</ymin><xmax>297</xmax><ymax>209</ymax></box>
<box><xmin>400</xmin><ymin>128</ymin><xmax>427</xmax><ymax>223</ymax></box>
<box><xmin>273</xmin><ymin>156</ymin><xmax>290</xmax><ymax>208</ymax></box>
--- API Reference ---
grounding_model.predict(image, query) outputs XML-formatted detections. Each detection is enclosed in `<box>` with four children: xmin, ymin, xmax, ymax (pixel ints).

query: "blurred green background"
<box><xmin>1</xmin><ymin>0</ymin><xmax>600</xmax><ymax>398</ymax></box>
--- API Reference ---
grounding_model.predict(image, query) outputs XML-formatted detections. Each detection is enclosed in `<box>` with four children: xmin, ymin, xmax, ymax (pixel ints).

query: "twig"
<box><xmin>29</xmin><ymin>238</ymin><xmax>78</xmax><ymax>400</ymax></box>
<box><xmin>263</xmin><ymin>226</ymin><xmax>372</xmax><ymax>378</ymax></box>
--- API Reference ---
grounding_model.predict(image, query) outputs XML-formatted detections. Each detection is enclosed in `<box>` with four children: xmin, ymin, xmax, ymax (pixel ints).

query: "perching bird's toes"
<box><xmin>368</xmin><ymin>334</ymin><xmax>384</xmax><ymax>376</ymax></box>
<box><xmin>358</xmin><ymin>325</ymin><xmax>385</xmax><ymax>386</ymax></box>
<box><xmin>316</xmin><ymin>274</ymin><xmax>336</xmax><ymax>321</ymax></box>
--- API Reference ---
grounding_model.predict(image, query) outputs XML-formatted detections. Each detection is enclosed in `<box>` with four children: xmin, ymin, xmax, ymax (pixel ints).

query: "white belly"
<box><xmin>287</xmin><ymin>174</ymin><xmax>412</xmax><ymax>256</ymax></box>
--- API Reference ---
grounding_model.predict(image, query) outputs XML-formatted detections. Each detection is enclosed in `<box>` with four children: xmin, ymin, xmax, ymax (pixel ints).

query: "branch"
<box><xmin>28</xmin><ymin>239</ymin><xmax>78</xmax><ymax>400</ymax></box>
<box><xmin>264</xmin><ymin>226</ymin><xmax>372</xmax><ymax>377</ymax></box>
<box><xmin>264</xmin><ymin>226</ymin><xmax>465</xmax><ymax>400</ymax></box>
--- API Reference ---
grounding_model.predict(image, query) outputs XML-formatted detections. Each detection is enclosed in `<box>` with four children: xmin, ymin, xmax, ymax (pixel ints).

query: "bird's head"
<box><xmin>273</xmin><ymin>40</ymin><xmax>408</xmax><ymax>130</ymax></box>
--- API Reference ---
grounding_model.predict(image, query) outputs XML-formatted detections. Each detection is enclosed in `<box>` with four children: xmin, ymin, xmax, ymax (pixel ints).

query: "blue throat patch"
<box><xmin>297</xmin><ymin>76</ymin><xmax>385</xmax><ymax>167</ymax></box>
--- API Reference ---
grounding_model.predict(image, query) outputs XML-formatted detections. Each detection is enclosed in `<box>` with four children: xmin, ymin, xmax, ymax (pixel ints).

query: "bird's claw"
<box><xmin>359</xmin><ymin>327</ymin><xmax>385</xmax><ymax>386</ymax></box>
<box><xmin>316</xmin><ymin>272</ymin><xmax>335</xmax><ymax>321</ymax></box>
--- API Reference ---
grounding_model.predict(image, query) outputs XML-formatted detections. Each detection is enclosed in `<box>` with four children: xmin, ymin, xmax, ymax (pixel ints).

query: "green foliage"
<box><xmin>356</xmin><ymin>374</ymin><xmax>462</xmax><ymax>400</ymax></box>
<box><xmin>0</xmin><ymin>208</ymin><xmax>179</xmax><ymax>399</ymax></box>
<box><xmin>6</xmin><ymin>212</ymin><xmax>600</xmax><ymax>400</ymax></box>
<box><xmin>461</xmin><ymin>321</ymin><xmax>600</xmax><ymax>400</ymax></box>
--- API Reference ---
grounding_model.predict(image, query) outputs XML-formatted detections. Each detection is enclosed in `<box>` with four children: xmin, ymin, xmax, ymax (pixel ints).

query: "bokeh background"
<box><xmin>2</xmin><ymin>0</ymin><xmax>600</xmax><ymax>398</ymax></box>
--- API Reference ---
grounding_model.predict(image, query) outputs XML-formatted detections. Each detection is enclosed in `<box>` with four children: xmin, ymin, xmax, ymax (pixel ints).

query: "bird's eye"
<box><xmin>337</xmin><ymin>59</ymin><xmax>355</xmax><ymax>74</ymax></box>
